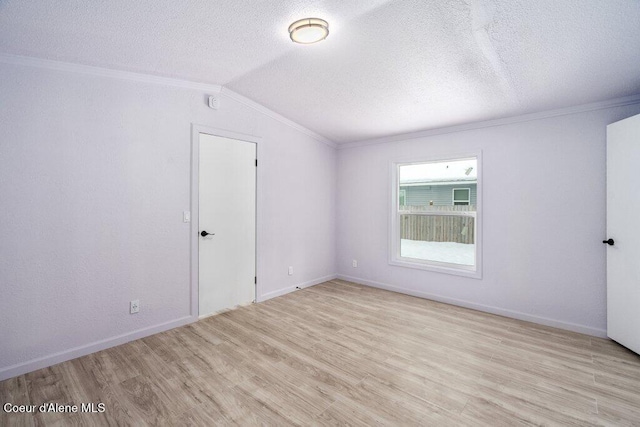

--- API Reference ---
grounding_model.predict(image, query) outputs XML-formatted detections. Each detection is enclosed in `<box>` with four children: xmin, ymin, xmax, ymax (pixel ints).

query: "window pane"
<box><xmin>453</xmin><ymin>188</ymin><xmax>470</xmax><ymax>201</ymax></box>
<box><xmin>399</xmin><ymin>159</ymin><xmax>476</xmax><ymax>209</ymax></box>
<box><xmin>400</xmin><ymin>214</ymin><xmax>475</xmax><ymax>266</ymax></box>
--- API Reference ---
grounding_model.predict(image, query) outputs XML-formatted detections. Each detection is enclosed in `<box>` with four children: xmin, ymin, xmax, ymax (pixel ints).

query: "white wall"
<box><xmin>2</xmin><ymin>57</ymin><xmax>638</xmax><ymax>382</ymax></box>
<box><xmin>337</xmin><ymin>103</ymin><xmax>640</xmax><ymax>337</ymax></box>
<box><xmin>0</xmin><ymin>61</ymin><xmax>336</xmax><ymax>379</ymax></box>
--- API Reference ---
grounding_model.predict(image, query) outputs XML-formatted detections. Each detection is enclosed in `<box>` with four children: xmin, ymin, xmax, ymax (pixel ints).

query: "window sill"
<box><xmin>389</xmin><ymin>257</ymin><xmax>482</xmax><ymax>279</ymax></box>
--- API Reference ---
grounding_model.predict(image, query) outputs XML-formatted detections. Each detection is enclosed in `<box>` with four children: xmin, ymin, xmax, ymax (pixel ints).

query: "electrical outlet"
<box><xmin>288</xmin><ymin>266</ymin><xmax>293</xmax><ymax>276</ymax></box>
<box><xmin>130</xmin><ymin>299</ymin><xmax>140</xmax><ymax>314</ymax></box>
<box><xmin>352</xmin><ymin>260</ymin><xmax>358</xmax><ymax>268</ymax></box>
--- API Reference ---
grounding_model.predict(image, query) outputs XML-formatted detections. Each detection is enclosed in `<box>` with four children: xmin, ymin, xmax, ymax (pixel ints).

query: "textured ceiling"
<box><xmin>1</xmin><ymin>0</ymin><xmax>639</xmax><ymax>144</ymax></box>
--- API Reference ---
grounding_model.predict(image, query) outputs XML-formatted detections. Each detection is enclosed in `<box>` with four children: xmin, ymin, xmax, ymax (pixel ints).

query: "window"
<box><xmin>389</xmin><ymin>155</ymin><xmax>481</xmax><ymax>278</ymax></box>
<box><xmin>453</xmin><ymin>188</ymin><xmax>470</xmax><ymax>205</ymax></box>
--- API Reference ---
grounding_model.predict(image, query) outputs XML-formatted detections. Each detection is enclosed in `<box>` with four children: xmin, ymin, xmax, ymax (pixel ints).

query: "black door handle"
<box><xmin>201</xmin><ymin>231</ymin><xmax>214</xmax><ymax>237</ymax></box>
<box><xmin>603</xmin><ymin>238</ymin><xmax>614</xmax><ymax>246</ymax></box>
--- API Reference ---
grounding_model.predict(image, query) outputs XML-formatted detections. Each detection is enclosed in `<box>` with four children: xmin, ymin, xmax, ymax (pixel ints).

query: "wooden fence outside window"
<box><xmin>399</xmin><ymin>205</ymin><xmax>475</xmax><ymax>244</ymax></box>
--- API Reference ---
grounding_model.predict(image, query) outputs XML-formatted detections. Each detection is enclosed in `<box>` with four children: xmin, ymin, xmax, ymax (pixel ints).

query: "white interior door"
<box><xmin>199</xmin><ymin>133</ymin><xmax>256</xmax><ymax>317</ymax></box>
<box><xmin>606</xmin><ymin>113</ymin><xmax>640</xmax><ymax>354</ymax></box>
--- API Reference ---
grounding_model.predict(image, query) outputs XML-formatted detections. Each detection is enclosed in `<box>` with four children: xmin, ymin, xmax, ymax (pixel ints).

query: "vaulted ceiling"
<box><xmin>1</xmin><ymin>0</ymin><xmax>639</xmax><ymax>144</ymax></box>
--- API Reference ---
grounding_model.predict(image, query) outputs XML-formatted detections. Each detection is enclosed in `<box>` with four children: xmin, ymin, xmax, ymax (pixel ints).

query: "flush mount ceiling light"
<box><xmin>288</xmin><ymin>18</ymin><xmax>329</xmax><ymax>44</ymax></box>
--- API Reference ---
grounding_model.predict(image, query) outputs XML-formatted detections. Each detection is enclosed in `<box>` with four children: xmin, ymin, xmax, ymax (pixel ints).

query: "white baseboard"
<box><xmin>2</xmin><ymin>272</ymin><xmax>605</xmax><ymax>381</ymax></box>
<box><xmin>337</xmin><ymin>274</ymin><xmax>607</xmax><ymax>338</ymax></box>
<box><xmin>0</xmin><ymin>315</ymin><xmax>196</xmax><ymax>382</ymax></box>
<box><xmin>257</xmin><ymin>274</ymin><xmax>338</xmax><ymax>302</ymax></box>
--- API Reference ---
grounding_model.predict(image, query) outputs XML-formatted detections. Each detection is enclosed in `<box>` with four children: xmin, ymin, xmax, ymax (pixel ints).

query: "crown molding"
<box><xmin>0</xmin><ymin>53</ymin><xmax>337</xmax><ymax>149</ymax></box>
<box><xmin>0</xmin><ymin>53</ymin><xmax>222</xmax><ymax>93</ymax></box>
<box><xmin>6</xmin><ymin>52</ymin><xmax>634</xmax><ymax>151</ymax></box>
<box><xmin>220</xmin><ymin>88</ymin><xmax>337</xmax><ymax>148</ymax></box>
<box><xmin>338</xmin><ymin>93</ymin><xmax>640</xmax><ymax>150</ymax></box>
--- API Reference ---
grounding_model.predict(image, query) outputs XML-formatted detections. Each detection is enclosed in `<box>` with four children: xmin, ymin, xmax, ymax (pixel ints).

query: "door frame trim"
<box><xmin>190</xmin><ymin>124</ymin><xmax>262</xmax><ymax>318</ymax></box>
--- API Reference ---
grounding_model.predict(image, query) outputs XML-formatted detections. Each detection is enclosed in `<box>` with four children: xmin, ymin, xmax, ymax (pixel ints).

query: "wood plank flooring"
<box><xmin>2</xmin><ymin>279</ymin><xmax>640</xmax><ymax>426</ymax></box>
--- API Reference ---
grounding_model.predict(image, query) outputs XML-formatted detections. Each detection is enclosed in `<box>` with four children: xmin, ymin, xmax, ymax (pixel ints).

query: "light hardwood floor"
<box><xmin>2</xmin><ymin>279</ymin><xmax>640</xmax><ymax>426</ymax></box>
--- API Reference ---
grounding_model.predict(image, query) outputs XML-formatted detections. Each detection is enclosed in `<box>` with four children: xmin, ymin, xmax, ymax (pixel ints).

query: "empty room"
<box><xmin>1</xmin><ymin>0</ymin><xmax>640</xmax><ymax>425</ymax></box>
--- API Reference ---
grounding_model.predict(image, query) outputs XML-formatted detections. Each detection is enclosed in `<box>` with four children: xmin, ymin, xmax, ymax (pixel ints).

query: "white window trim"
<box><xmin>389</xmin><ymin>152</ymin><xmax>482</xmax><ymax>279</ymax></box>
<box><xmin>452</xmin><ymin>187</ymin><xmax>471</xmax><ymax>206</ymax></box>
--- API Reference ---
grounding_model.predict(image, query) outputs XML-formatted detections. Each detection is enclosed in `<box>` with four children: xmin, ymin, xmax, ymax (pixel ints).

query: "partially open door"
<box><xmin>606</xmin><ymin>113</ymin><xmax>640</xmax><ymax>354</ymax></box>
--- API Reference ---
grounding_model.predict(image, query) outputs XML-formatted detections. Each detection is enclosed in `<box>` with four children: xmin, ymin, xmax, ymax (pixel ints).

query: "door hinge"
<box><xmin>254</xmin><ymin>276</ymin><xmax>257</xmax><ymax>284</ymax></box>
<box><xmin>255</xmin><ymin>159</ymin><xmax>258</xmax><ymax>167</ymax></box>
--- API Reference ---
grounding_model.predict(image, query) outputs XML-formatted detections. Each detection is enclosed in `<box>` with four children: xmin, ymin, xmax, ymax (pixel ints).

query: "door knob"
<box><xmin>602</xmin><ymin>238</ymin><xmax>614</xmax><ymax>246</ymax></box>
<box><xmin>201</xmin><ymin>231</ymin><xmax>214</xmax><ymax>237</ymax></box>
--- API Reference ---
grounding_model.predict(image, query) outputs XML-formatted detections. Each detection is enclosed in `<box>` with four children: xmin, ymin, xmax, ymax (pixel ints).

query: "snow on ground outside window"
<box><xmin>400</xmin><ymin>239</ymin><xmax>474</xmax><ymax>266</ymax></box>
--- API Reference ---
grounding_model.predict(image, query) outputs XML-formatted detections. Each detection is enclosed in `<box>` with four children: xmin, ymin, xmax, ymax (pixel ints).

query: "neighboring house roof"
<box><xmin>400</xmin><ymin>177</ymin><xmax>477</xmax><ymax>187</ymax></box>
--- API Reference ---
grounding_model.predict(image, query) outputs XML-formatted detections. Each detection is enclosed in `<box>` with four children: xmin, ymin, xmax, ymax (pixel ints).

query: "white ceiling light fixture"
<box><xmin>288</xmin><ymin>18</ymin><xmax>329</xmax><ymax>44</ymax></box>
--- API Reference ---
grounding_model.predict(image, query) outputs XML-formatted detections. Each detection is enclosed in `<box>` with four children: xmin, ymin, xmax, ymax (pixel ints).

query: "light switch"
<box><xmin>183</xmin><ymin>211</ymin><xmax>191</xmax><ymax>223</ymax></box>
